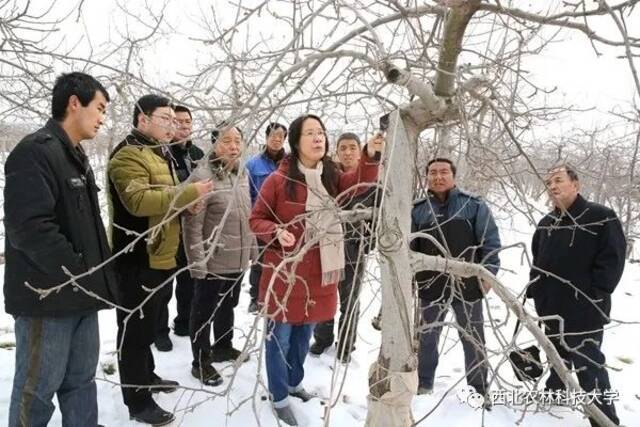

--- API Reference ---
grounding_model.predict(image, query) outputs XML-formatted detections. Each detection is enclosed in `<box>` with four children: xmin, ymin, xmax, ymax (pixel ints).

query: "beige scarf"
<box><xmin>298</xmin><ymin>160</ymin><xmax>345</xmax><ymax>286</ymax></box>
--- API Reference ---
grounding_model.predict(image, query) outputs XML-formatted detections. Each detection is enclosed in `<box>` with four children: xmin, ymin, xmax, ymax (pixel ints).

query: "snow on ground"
<box><xmin>0</xmin><ymin>211</ymin><xmax>639</xmax><ymax>426</ymax></box>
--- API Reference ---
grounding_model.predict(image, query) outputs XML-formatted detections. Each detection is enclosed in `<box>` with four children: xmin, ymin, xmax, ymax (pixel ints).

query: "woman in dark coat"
<box><xmin>249</xmin><ymin>114</ymin><xmax>383</xmax><ymax>425</ymax></box>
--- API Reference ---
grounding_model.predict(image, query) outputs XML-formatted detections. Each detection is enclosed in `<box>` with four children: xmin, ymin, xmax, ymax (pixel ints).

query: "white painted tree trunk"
<box><xmin>364</xmin><ymin>104</ymin><xmax>618</xmax><ymax>426</ymax></box>
<box><xmin>365</xmin><ymin>110</ymin><xmax>419</xmax><ymax>427</ymax></box>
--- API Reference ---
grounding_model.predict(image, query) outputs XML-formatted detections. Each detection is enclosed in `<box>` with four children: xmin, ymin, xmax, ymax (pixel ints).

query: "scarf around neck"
<box><xmin>297</xmin><ymin>160</ymin><xmax>345</xmax><ymax>286</ymax></box>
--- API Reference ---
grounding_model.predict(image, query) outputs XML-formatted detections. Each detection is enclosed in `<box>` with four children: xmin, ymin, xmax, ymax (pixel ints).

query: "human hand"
<box><xmin>194</xmin><ymin>179</ymin><xmax>214</xmax><ymax>196</ymax></box>
<box><xmin>276</xmin><ymin>228</ymin><xmax>296</xmax><ymax>247</ymax></box>
<box><xmin>366</xmin><ymin>133</ymin><xmax>385</xmax><ymax>157</ymax></box>
<box><xmin>187</xmin><ymin>199</ymin><xmax>205</xmax><ymax>214</ymax></box>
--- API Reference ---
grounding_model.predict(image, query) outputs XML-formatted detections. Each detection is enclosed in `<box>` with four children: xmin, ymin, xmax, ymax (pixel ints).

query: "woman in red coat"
<box><xmin>250</xmin><ymin>114</ymin><xmax>383</xmax><ymax>425</ymax></box>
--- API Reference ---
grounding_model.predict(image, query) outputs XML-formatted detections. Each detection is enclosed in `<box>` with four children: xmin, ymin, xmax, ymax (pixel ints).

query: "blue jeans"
<box><xmin>418</xmin><ymin>299</ymin><xmax>487</xmax><ymax>392</ymax></box>
<box><xmin>9</xmin><ymin>313</ymin><xmax>100</xmax><ymax>427</ymax></box>
<box><xmin>265</xmin><ymin>321</ymin><xmax>314</xmax><ymax>407</ymax></box>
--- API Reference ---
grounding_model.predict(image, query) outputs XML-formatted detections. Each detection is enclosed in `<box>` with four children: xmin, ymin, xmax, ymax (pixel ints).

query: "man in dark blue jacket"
<box><xmin>245</xmin><ymin>122</ymin><xmax>286</xmax><ymax>312</ymax></box>
<box><xmin>4</xmin><ymin>72</ymin><xmax>118</xmax><ymax>427</ymax></box>
<box><xmin>412</xmin><ymin>158</ymin><xmax>501</xmax><ymax>398</ymax></box>
<box><xmin>529</xmin><ymin>165</ymin><xmax>625</xmax><ymax>427</ymax></box>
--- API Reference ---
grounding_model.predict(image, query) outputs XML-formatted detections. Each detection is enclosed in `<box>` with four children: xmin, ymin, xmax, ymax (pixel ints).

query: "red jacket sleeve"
<box><xmin>249</xmin><ymin>172</ymin><xmax>280</xmax><ymax>245</ymax></box>
<box><xmin>337</xmin><ymin>149</ymin><xmax>380</xmax><ymax>200</ymax></box>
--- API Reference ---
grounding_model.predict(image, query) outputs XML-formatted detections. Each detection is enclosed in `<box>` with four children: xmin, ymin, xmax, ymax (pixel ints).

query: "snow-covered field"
<box><xmin>1</xmin><ymin>212</ymin><xmax>638</xmax><ymax>426</ymax></box>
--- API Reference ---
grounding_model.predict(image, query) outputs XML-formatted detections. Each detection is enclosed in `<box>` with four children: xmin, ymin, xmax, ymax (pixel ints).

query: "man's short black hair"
<box><xmin>51</xmin><ymin>72</ymin><xmax>110</xmax><ymax>121</ymax></box>
<box><xmin>133</xmin><ymin>94</ymin><xmax>172</xmax><ymax>127</ymax></box>
<box><xmin>211</xmin><ymin>121</ymin><xmax>243</xmax><ymax>143</ymax></box>
<box><xmin>265</xmin><ymin>122</ymin><xmax>287</xmax><ymax>138</ymax></box>
<box><xmin>427</xmin><ymin>157</ymin><xmax>457</xmax><ymax>177</ymax></box>
<box><xmin>336</xmin><ymin>132</ymin><xmax>361</xmax><ymax>148</ymax></box>
<box><xmin>173</xmin><ymin>105</ymin><xmax>192</xmax><ymax>118</ymax></box>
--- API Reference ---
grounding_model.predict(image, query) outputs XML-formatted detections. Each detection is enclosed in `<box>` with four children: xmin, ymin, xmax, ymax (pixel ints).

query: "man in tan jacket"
<box><xmin>182</xmin><ymin>123</ymin><xmax>256</xmax><ymax>386</ymax></box>
<box><xmin>108</xmin><ymin>94</ymin><xmax>212</xmax><ymax>426</ymax></box>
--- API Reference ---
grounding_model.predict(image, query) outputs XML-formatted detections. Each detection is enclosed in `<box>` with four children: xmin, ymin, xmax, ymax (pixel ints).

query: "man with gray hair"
<box><xmin>529</xmin><ymin>164</ymin><xmax>625</xmax><ymax>426</ymax></box>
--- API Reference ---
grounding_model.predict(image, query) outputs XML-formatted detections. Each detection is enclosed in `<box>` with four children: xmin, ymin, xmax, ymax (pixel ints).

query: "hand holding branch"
<box><xmin>366</xmin><ymin>133</ymin><xmax>385</xmax><ymax>158</ymax></box>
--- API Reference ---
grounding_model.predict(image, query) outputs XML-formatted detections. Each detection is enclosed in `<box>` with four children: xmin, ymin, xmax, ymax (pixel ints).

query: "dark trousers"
<box><xmin>248</xmin><ymin>243</ymin><xmax>265</xmax><ymax>304</ymax></box>
<box><xmin>313</xmin><ymin>252</ymin><xmax>365</xmax><ymax>355</ymax></box>
<box><xmin>418</xmin><ymin>299</ymin><xmax>488</xmax><ymax>392</ymax></box>
<box><xmin>544</xmin><ymin>322</ymin><xmax>619</xmax><ymax>426</ymax></box>
<box><xmin>116</xmin><ymin>263</ymin><xmax>174</xmax><ymax>412</ymax></box>
<box><xmin>190</xmin><ymin>272</ymin><xmax>243</xmax><ymax>368</ymax></box>
<box><xmin>156</xmin><ymin>245</ymin><xmax>194</xmax><ymax>338</ymax></box>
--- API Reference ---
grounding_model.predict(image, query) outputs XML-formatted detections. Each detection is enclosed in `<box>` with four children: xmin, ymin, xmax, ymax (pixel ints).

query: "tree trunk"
<box><xmin>433</xmin><ymin>0</ymin><xmax>482</xmax><ymax>97</ymax></box>
<box><xmin>365</xmin><ymin>110</ymin><xmax>419</xmax><ymax>427</ymax></box>
<box><xmin>366</xmin><ymin>4</ymin><xmax>483</xmax><ymax>423</ymax></box>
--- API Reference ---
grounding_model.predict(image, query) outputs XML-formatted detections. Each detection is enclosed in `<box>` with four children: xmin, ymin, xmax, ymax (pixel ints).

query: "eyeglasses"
<box><xmin>301</xmin><ymin>130</ymin><xmax>326</xmax><ymax>138</ymax></box>
<box><xmin>151</xmin><ymin>114</ymin><xmax>176</xmax><ymax>126</ymax></box>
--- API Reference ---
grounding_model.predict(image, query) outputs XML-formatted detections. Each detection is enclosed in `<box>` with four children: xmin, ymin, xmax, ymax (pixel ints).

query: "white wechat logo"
<box><xmin>456</xmin><ymin>386</ymin><xmax>485</xmax><ymax>410</ymax></box>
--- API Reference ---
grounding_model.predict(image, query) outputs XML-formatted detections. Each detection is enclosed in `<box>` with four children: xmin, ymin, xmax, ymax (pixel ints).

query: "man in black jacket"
<box><xmin>153</xmin><ymin>105</ymin><xmax>204</xmax><ymax>348</ymax></box>
<box><xmin>4</xmin><ymin>72</ymin><xmax>118</xmax><ymax>427</ymax></box>
<box><xmin>529</xmin><ymin>165</ymin><xmax>625</xmax><ymax>427</ymax></box>
<box><xmin>310</xmin><ymin>133</ymin><xmax>378</xmax><ymax>363</ymax></box>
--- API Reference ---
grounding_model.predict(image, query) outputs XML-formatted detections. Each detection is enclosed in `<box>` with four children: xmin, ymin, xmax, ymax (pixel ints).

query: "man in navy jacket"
<box><xmin>529</xmin><ymin>165</ymin><xmax>625</xmax><ymax>426</ymax></box>
<box><xmin>245</xmin><ymin>122</ymin><xmax>286</xmax><ymax>312</ymax></box>
<box><xmin>412</xmin><ymin>158</ymin><xmax>501</xmax><ymax>398</ymax></box>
